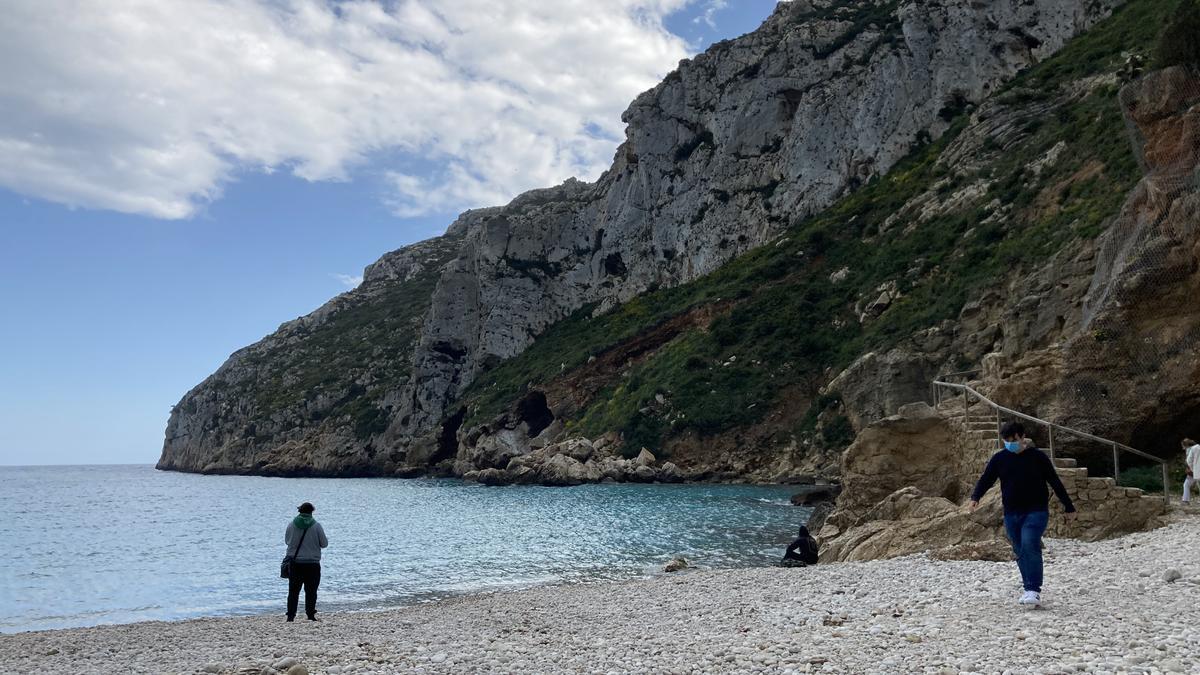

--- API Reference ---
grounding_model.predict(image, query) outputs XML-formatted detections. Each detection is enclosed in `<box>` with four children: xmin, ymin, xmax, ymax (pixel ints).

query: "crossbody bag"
<box><xmin>280</xmin><ymin>525</ymin><xmax>311</xmax><ymax>579</ymax></box>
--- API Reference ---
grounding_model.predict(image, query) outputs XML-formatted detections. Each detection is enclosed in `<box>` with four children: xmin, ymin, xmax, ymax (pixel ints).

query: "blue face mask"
<box><xmin>1003</xmin><ymin>440</ymin><xmax>1022</xmax><ymax>452</ymax></box>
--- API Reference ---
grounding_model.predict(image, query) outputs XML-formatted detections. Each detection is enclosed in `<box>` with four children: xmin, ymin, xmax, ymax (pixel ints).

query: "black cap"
<box><xmin>298</xmin><ymin>502</ymin><xmax>315</xmax><ymax>514</ymax></box>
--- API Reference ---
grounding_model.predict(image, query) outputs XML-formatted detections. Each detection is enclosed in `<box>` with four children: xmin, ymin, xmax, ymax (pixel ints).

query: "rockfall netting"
<box><xmin>1059</xmin><ymin>65</ymin><xmax>1200</xmax><ymax>477</ymax></box>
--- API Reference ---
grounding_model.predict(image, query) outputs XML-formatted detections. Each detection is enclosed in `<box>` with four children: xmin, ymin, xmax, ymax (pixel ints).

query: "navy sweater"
<box><xmin>970</xmin><ymin>447</ymin><xmax>1076</xmax><ymax>514</ymax></box>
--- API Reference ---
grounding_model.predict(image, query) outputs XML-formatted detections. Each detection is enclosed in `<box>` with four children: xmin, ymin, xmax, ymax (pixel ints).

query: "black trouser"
<box><xmin>287</xmin><ymin>562</ymin><xmax>321</xmax><ymax>619</ymax></box>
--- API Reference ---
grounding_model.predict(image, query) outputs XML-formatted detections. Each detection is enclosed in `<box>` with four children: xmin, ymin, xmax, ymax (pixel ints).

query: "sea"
<box><xmin>0</xmin><ymin>464</ymin><xmax>808</xmax><ymax>633</ymax></box>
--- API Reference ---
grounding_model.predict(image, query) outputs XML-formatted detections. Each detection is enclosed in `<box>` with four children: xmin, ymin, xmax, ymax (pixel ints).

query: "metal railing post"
<box><xmin>995</xmin><ymin>407</ymin><xmax>1000</xmax><ymax>451</ymax></box>
<box><xmin>1162</xmin><ymin>461</ymin><xmax>1170</xmax><ymax>505</ymax></box>
<box><xmin>932</xmin><ymin>378</ymin><xmax>1168</xmax><ymax>499</ymax></box>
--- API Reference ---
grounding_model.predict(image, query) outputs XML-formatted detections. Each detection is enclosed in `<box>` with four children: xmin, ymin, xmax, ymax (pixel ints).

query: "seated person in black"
<box><xmin>782</xmin><ymin>526</ymin><xmax>819</xmax><ymax>566</ymax></box>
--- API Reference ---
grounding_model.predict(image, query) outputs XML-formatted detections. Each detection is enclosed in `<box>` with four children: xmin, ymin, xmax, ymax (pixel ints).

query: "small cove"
<box><xmin>1</xmin><ymin>464</ymin><xmax>807</xmax><ymax>633</ymax></box>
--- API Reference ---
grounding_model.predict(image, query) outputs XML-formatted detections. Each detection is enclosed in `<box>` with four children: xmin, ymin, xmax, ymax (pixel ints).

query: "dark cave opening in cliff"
<box><xmin>1046</xmin><ymin>399</ymin><xmax>1200</xmax><ymax>490</ymax></box>
<box><xmin>436</xmin><ymin>407</ymin><xmax>467</xmax><ymax>463</ymax></box>
<box><xmin>516</xmin><ymin>390</ymin><xmax>554</xmax><ymax>438</ymax></box>
<box><xmin>1126</xmin><ymin>399</ymin><xmax>1200</xmax><ymax>467</ymax></box>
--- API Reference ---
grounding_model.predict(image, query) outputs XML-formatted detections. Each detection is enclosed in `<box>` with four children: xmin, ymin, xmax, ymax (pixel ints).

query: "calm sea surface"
<box><xmin>0</xmin><ymin>465</ymin><xmax>807</xmax><ymax>633</ymax></box>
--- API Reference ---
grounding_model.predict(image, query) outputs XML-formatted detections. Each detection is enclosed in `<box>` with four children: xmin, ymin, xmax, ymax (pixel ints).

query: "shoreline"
<box><xmin>5</xmin><ymin>514</ymin><xmax>1198</xmax><ymax>674</ymax></box>
<box><xmin>153</xmin><ymin>464</ymin><xmax>832</xmax><ymax>489</ymax></box>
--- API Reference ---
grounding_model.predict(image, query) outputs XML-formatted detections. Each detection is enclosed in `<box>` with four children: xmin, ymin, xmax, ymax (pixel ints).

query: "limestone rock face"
<box><xmin>389</xmin><ymin>0</ymin><xmax>1122</xmax><ymax>453</ymax></box>
<box><xmin>827</xmin><ymin>350</ymin><xmax>944</xmax><ymax>431</ymax></box>
<box><xmin>160</xmin><ymin>0</ymin><xmax>1122</xmax><ymax>476</ymax></box>
<box><xmin>819</xmin><ymin>486</ymin><xmax>1007</xmax><ymax>563</ymax></box>
<box><xmin>825</xmin><ymin>403</ymin><xmax>969</xmax><ymax>522</ymax></box>
<box><xmin>817</xmin><ymin>403</ymin><xmax>1012</xmax><ymax>561</ymax></box>
<box><xmin>986</xmin><ymin>67</ymin><xmax>1200</xmax><ymax>456</ymax></box>
<box><xmin>456</xmin><ymin>433</ymin><xmax>691</xmax><ymax>487</ymax></box>
<box><xmin>157</xmin><ymin>234</ymin><xmax>464</xmax><ymax>475</ymax></box>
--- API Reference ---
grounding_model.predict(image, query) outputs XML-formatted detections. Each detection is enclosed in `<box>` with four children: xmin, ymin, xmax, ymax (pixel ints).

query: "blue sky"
<box><xmin>0</xmin><ymin>0</ymin><xmax>779</xmax><ymax>465</ymax></box>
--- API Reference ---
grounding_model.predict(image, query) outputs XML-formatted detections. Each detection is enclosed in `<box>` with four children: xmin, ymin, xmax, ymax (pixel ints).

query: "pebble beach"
<box><xmin>4</xmin><ymin>514</ymin><xmax>1199</xmax><ymax>675</ymax></box>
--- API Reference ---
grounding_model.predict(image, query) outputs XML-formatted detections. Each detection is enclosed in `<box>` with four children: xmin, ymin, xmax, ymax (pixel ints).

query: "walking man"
<box><xmin>1183</xmin><ymin>438</ymin><xmax>1200</xmax><ymax>504</ymax></box>
<box><xmin>284</xmin><ymin>502</ymin><xmax>328</xmax><ymax>622</ymax></box>
<box><xmin>968</xmin><ymin>421</ymin><xmax>1076</xmax><ymax>608</ymax></box>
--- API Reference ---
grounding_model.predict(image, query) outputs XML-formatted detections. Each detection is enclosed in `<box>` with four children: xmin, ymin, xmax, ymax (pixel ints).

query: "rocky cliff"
<box><xmin>161</xmin><ymin>0</ymin><xmax>1154</xmax><ymax>477</ymax></box>
<box><xmin>158</xmin><ymin>232</ymin><xmax>464</xmax><ymax>475</ymax></box>
<box><xmin>815</xmin><ymin>62</ymin><xmax>1198</xmax><ymax>561</ymax></box>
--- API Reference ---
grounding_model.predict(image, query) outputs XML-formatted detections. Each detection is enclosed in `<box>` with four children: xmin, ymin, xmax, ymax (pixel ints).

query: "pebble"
<box><xmin>1160</xmin><ymin>658</ymin><xmax>1185</xmax><ymax>672</ymax></box>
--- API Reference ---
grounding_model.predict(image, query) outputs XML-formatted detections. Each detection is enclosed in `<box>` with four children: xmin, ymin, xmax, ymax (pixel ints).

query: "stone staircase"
<box><xmin>937</xmin><ymin>397</ymin><xmax>1166</xmax><ymax>540</ymax></box>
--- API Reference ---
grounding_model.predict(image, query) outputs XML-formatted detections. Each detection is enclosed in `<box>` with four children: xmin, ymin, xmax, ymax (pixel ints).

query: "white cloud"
<box><xmin>694</xmin><ymin>0</ymin><xmax>729</xmax><ymax>28</ymax></box>
<box><xmin>333</xmin><ymin>273</ymin><xmax>363</xmax><ymax>289</ymax></box>
<box><xmin>0</xmin><ymin>0</ymin><xmax>699</xmax><ymax>220</ymax></box>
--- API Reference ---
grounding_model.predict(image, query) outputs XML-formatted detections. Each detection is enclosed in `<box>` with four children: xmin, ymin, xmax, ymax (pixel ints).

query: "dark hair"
<box><xmin>298</xmin><ymin>502</ymin><xmax>315</xmax><ymax>514</ymax></box>
<box><xmin>1183</xmin><ymin>438</ymin><xmax>1196</xmax><ymax>447</ymax></box>
<box><xmin>999</xmin><ymin>421</ymin><xmax>1025</xmax><ymax>439</ymax></box>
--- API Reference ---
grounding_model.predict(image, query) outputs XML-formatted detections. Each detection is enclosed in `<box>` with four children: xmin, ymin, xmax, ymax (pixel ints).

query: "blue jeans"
<box><xmin>1003</xmin><ymin>510</ymin><xmax>1049</xmax><ymax>592</ymax></box>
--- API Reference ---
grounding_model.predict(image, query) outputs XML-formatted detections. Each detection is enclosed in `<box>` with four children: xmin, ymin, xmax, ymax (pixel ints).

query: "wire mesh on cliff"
<box><xmin>1058</xmin><ymin>65</ymin><xmax>1200</xmax><ymax>457</ymax></box>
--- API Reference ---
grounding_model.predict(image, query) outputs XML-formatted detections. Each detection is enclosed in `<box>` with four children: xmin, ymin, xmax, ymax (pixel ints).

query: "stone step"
<box><xmin>1056</xmin><ymin>467</ymin><xmax>1089</xmax><ymax>479</ymax></box>
<box><xmin>1052</xmin><ymin>457</ymin><xmax>1078</xmax><ymax>468</ymax></box>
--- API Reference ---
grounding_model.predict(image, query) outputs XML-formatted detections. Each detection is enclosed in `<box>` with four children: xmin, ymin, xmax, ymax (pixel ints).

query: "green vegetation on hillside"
<box><xmin>235</xmin><ymin>250</ymin><xmax>451</xmax><ymax>441</ymax></box>
<box><xmin>1156</xmin><ymin>0</ymin><xmax>1200</xmax><ymax>68</ymax></box>
<box><xmin>461</xmin><ymin>0</ymin><xmax>1179</xmax><ymax>456</ymax></box>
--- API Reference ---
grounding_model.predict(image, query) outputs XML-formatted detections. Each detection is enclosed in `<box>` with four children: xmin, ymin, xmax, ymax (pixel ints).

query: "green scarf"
<box><xmin>292</xmin><ymin>514</ymin><xmax>315</xmax><ymax>530</ymax></box>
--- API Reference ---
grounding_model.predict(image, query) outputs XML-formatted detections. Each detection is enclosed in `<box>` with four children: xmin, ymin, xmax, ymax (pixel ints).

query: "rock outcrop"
<box><xmin>157</xmin><ymin>234</ymin><xmax>464</xmax><ymax>476</ymax></box>
<box><xmin>816</xmin><ymin>402</ymin><xmax>1009</xmax><ymax>561</ymax></box>
<box><xmin>818</xmin><ymin>398</ymin><xmax>1168</xmax><ymax>562</ymax></box>
<box><xmin>984</xmin><ymin>66</ymin><xmax>1200</xmax><ymax>459</ymax></box>
<box><xmin>826</xmin><ymin>65</ymin><xmax>1200</xmax><ymax>467</ymax></box>
<box><xmin>158</xmin><ymin>0</ymin><xmax>1124</xmax><ymax>476</ymax></box>
<box><xmin>389</xmin><ymin>0</ymin><xmax>1125</xmax><ymax>458</ymax></box>
<box><xmin>459</xmin><ymin>433</ymin><xmax>691</xmax><ymax>487</ymax></box>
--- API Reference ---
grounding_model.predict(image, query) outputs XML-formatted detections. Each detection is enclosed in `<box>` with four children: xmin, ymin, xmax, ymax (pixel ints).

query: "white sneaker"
<box><xmin>1018</xmin><ymin>591</ymin><xmax>1041</xmax><ymax>607</ymax></box>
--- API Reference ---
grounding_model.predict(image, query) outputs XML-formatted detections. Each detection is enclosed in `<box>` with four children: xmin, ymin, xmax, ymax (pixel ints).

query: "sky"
<box><xmin>0</xmin><ymin>0</ymin><xmax>781</xmax><ymax>466</ymax></box>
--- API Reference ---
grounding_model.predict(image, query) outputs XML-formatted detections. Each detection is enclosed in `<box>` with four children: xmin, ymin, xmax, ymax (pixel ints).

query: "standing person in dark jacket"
<box><xmin>969</xmin><ymin>421</ymin><xmax>1077</xmax><ymax>608</ymax></box>
<box><xmin>285</xmin><ymin>502</ymin><xmax>328</xmax><ymax>622</ymax></box>
<box><xmin>782</xmin><ymin>526</ymin><xmax>819</xmax><ymax>566</ymax></box>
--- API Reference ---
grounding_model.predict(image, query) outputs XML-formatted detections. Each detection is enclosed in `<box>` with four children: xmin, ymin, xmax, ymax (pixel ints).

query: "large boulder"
<box><xmin>557</xmin><ymin>438</ymin><xmax>595</xmax><ymax>463</ymax></box>
<box><xmin>806</xmin><ymin>502</ymin><xmax>834</xmax><ymax>533</ymax></box>
<box><xmin>790</xmin><ymin>484</ymin><xmax>841</xmax><ymax>506</ymax></box>
<box><xmin>819</xmin><ymin>487</ymin><xmax>1007</xmax><ymax>562</ymax></box>
<box><xmin>659</xmin><ymin>461</ymin><xmax>685</xmax><ymax>483</ymax></box>
<box><xmin>537</xmin><ymin>454</ymin><xmax>601</xmax><ymax>487</ymax></box>
<box><xmin>456</xmin><ymin>426</ymin><xmax>531</xmax><ymax>474</ymax></box>
<box><xmin>824</xmin><ymin>347</ymin><xmax>945</xmax><ymax>430</ymax></box>
<box><xmin>817</xmin><ymin>402</ymin><xmax>1008</xmax><ymax>562</ymax></box>
<box><xmin>629</xmin><ymin>464</ymin><xmax>659</xmax><ymax>483</ymax></box>
<box><xmin>823</xmin><ymin>402</ymin><xmax>972</xmax><ymax>532</ymax></box>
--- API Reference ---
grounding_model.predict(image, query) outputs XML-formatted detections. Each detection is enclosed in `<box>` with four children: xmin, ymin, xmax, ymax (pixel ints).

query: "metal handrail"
<box><xmin>933</xmin><ymin>379</ymin><xmax>1170</xmax><ymax>503</ymax></box>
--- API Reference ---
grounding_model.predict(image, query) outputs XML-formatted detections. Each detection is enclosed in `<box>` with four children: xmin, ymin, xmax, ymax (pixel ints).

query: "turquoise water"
<box><xmin>0</xmin><ymin>465</ymin><xmax>807</xmax><ymax>633</ymax></box>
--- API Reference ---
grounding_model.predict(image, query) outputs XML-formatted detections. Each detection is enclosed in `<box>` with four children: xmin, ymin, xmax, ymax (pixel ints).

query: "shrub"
<box><xmin>1156</xmin><ymin>0</ymin><xmax>1200</xmax><ymax>68</ymax></box>
<box><xmin>1118</xmin><ymin>465</ymin><xmax>1161</xmax><ymax>493</ymax></box>
<box><xmin>621</xmin><ymin>412</ymin><xmax>667</xmax><ymax>457</ymax></box>
<box><xmin>821</xmin><ymin>415</ymin><xmax>855</xmax><ymax>448</ymax></box>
